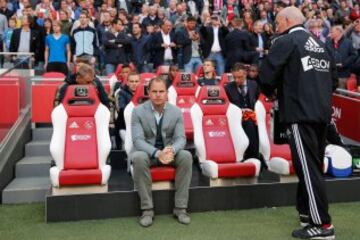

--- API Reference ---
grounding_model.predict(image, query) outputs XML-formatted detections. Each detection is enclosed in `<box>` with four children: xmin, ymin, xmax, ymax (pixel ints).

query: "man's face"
<box><xmin>103</xmin><ymin>13</ymin><xmax>111</xmax><ymax>23</ymax></box>
<box><xmin>203</xmin><ymin>61</ymin><xmax>214</xmax><ymax>75</ymax></box>
<box><xmin>0</xmin><ymin>0</ymin><xmax>7</xmax><ymax>8</ymax></box>
<box><xmin>53</xmin><ymin>23</ymin><xmax>61</xmax><ymax>33</ymax></box>
<box><xmin>76</xmin><ymin>74</ymin><xmax>93</xmax><ymax>84</ymax></box>
<box><xmin>113</xmin><ymin>21</ymin><xmax>123</xmax><ymax>32</ymax></box>
<box><xmin>118</xmin><ymin>67</ymin><xmax>130</xmax><ymax>80</ymax></box>
<box><xmin>211</xmin><ymin>16</ymin><xmax>220</xmax><ymax>27</ymax></box>
<box><xmin>248</xmin><ymin>67</ymin><xmax>258</xmax><ymax>79</ymax></box>
<box><xmin>232</xmin><ymin>69</ymin><xmax>247</xmax><ymax>86</ymax></box>
<box><xmin>329</xmin><ymin>28</ymin><xmax>341</xmax><ymax>40</ymax></box>
<box><xmin>169</xmin><ymin>66</ymin><xmax>178</xmax><ymax>79</ymax></box>
<box><xmin>186</xmin><ymin>20</ymin><xmax>196</xmax><ymax>30</ymax></box>
<box><xmin>132</xmin><ymin>24</ymin><xmax>140</xmax><ymax>35</ymax></box>
<box><xmin>79</xmin><ymin>14</ymin><xmax>88</xmax><ymax>26</ymax></box>
<box><xmin>162</xmin><ymin>21</ymin><xmax>172</xmax><ymax>34</ymax></box>
<box><xmin>275</xmin><ymin>15</ymin><xmax>287</xmax><ymax>33</ymax></box>
<box><xmin>149</xmin><ymin>81</ymin><xmax>167</xmax><ymax>108</ymax></box>
<box><xmin>127</xmin><ymin>75</ymin><xmax>140</xmax><ymax>93</ymax></box>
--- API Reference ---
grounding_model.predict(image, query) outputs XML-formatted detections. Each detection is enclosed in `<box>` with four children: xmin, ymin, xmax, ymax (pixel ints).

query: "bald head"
<box><xmin>276</xmin><ymin>6</ymin><xmax>306</xmax><ymax>33</ymax></box>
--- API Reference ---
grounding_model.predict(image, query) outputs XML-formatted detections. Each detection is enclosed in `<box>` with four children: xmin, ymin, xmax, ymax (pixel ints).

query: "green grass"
<box><xmin>0</xmin><ymin>202</ymin><xmax>359</xmax><ymax>240</ymax></box>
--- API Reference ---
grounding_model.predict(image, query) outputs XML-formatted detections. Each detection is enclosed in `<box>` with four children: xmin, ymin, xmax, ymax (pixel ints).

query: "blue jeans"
<box><xmin>105</xmin><ymin>63</ymin><xmax>116</xmax><ymax>75</ymax></box>
<box><xmin>184</xmin><ymin>57</ymin><xmax>202</xmax><ymax>73</ymax></box>
<box><xmin>208</xmin><ymin>52</ymin><xmax>225</xmax><ymax>76</ymax></box>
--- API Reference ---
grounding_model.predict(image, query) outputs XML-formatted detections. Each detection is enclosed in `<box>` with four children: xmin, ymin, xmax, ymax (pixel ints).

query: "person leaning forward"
<box><xmin>130</xmin><ymin>77</ymin><xmax>193</xmax><ymax>227</ymax></box>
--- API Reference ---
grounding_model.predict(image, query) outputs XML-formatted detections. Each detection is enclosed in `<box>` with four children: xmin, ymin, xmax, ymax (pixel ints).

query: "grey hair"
<box><xmin>279</xmin><ymin>6</ymin><xmax>306</xmax><ymax>24</ymax></box>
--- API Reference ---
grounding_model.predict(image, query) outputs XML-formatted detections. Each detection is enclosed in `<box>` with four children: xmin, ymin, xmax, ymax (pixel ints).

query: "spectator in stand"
<box><xmin>200</xmin><ymin>14</ymin><xmax>228</xmax><ymax>76</ymax></box>
<box><xmin>70</xmin><ymin>10</ymin><xmax>97</xmax><ymax>65</ymax></box>
<box><xmin>130</xmin><ymin>22</ymin><xmax>152</xmax><ymax>73</ymax></box>
<box><xmin>335</xmin><ymin>0</ymin><xmax>351</xmax><ymax>24</ymax></box>
<box><xmin>152</xmin><ymin>20</ymin><xmax>177</xmax><ymax>69</ymax></box>
<box><xmin>35</xmin><ymin>0</ymin><xmax>56</xmax><ymax>26</ymax></box>
<box><xmin>225</xmin><ymin>63</ymin><xmax>261</xmax><ymax>161</ymax></box>
<box><xmin>305</xmin><ymin>14</ymin><xmax>331</xmax><ymax>43</ymax></box>
<box><xmin>247</xmin><ymin>64</ymin><xmax>259</xmax><ymax>82</ymax></box>
<box><xmin>96</xmin><ymin>10</ymin><xmax>111</xmax><ymax>72</ymax></box>
<box><xmin>176</xmin><ymin>16</ymin><xmax>202</xmax><ymax>74</ymax></box>
<box><xmin>350</xmin><ymin>3</ymin><xmax>360</xmax><ymax>21</ymax></box>
<box><xmin>58</xmin><ymin>9</ymin><xmax>72</xmax><ymax>35</ymax></box>
<box><xmin>138</xmin><ymin>4</ymin><xmax>149</xmax><ymax>24</ymax></box>
<box><xmin>197</xmin><ymin>59</ymin><xmax>218</xmax><ymax>86</ymax></box>
<box><xmin>225</xmin><ymin>17</ymin><xmax>255</xmax><ymax>71</ymax></box>
<box><xmin>220</xmin><ymin>0</ymin><xmax>239</xmax><ymax>24</ymax></box>
<box><xmin>130</xmin><ymin>77</ymin><xmax>192</xmax><ymax>227</ymax></box>
<box><xmin>117</xmin><ymin>0</ymin><xmax>132</xmax><ymax>14</ymax></box>
<box><xmin>344</xmin><ymin>18</ymin><xmax>360</xmax><ymax>52</ymax></box>
<box><xmin>0</xmin><ymin>0</ymin><xmax>14</xmax><ymax>20</ymax></box>
<box><xmin>103</xmin><ymin>19</ymin><xmax>131</xmax><ymax>75</ymax></box>
<box><xmin>263</xmin><ymin>22</ymin><xmax>274</xmax><ymax>50</ymax></box>
<box><xmin>54</xmin><ymin>62</ymin><xmax>109</xmax><ymax>107</ymax></box>
<box><xmin>57</xmin><ymin>0</ymin><xmax>74</xmax><ymax>21</ymax></box>
<box><xmin>115</xmin><ymin>72</ymin><xmax>141</xmax><ymax>138</ymax></box>
<box><xmin>251</xmin><ymin>20</ymin><xmax>267</xmax><ymax>64</ymax></box>
<box><xmin>0</xmin><ymin>8</ymin><xmax>8</xmax><ymax>66</ymax></box>
<box><xmin>3</xmin><ymin>16</ymin><xmax>15</xmax><ymax>53</ymax></box>
<box><xmin>10</xmin><ymin>14</ymin><xmax>40</xmax><ymax>68</ymax></box>
<box><xmin>44</xmin><ymin>20</ymin><xmax>71</xmax><ymax>75</ymax></box>
<box><xmin>37</xmin><ymin>18</ymin><xmax>53</xmax><ymax>68</ymax></box>
<box><xmin>74</xmin><ymin>0</ymin><xmax>87</xmax><ymax>20</ymax></box>
<box><xmin>166</xmin><ymin>64</ymin><xmax>179</xmax><ymax>88</ymax></box>
<box><xmin>142</xmin><ymin>5</ymin><xmax>161</xmax><ymax>28</ymax></box>
<box><xmin>165</xmin><ymin>0</ymin><xmax>177</xmax><ymax>20</ymax></box>
<box><xmin>326</xmin><ymin>25</ymin><xmax>358</xmax><ymax>89</ymax></box>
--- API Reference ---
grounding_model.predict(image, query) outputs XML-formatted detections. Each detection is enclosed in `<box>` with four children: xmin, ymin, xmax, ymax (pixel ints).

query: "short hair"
<box><xmin>76</xmin><ymin>63</ymin><xmax>95</xmax><ymax>78</ymax></box>
<box><xmin>231</xmin><ymin>62</ymin><xmax>248</xmax><ymax>72</ymax></box>
<box><xmin>127</xmin><ymin>72</ymin><xmax>140</xmax><ymax>81</ymax></box>
<box><xmin>112</xmin><ymin>18</ymin><xmax>123</xmax><ymax>25</ymax></box>
<box><xmin>148</xmin><ymin>77</ymin><xmax>167</xmax><ymax>90</ymax></box>
<box><xmin>204</xmin><ymin>59</ymin><xmax>215</xmax><ymax>67</ymax></box>
<box><xmin>186</xmin><ymin>16</ymin><xmax>196</xmax><ymax>22</ymax></box>
<box><xmin>232</xmin><ymin>17</ymin><xmax>244</xmax><ymax>28</ymax></box>
<box><xmin>80</xmin><ymin>10</ymin><xmax>88</xmax><ymax>17</ymax></box>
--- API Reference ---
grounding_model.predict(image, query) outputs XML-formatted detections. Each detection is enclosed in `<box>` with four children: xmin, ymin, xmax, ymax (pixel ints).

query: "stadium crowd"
<box><xmin>0</xmin><ymin>0</ymin><xmax>359</xmax><ymax>92</ymax></box>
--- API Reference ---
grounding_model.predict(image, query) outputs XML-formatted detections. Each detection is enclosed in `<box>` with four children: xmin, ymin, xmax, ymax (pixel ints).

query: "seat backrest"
<box><xmin>50</xmin><ymin>85</ymin><xmax>111</xmax><ymax>171</ymax></box>
<box><xmin>140</xmin><ymin>73</ymin><xmax>157</xmax><ymax>85</ymax></box>
<box><xmin>219</xmin><ymin>73</ymin><xmax>234</xmax><ymax>87</ymax></box>
<box><xmin>156</xmin><ymin>65</ymin><xmax>170</xmax><ymax>76</ymax></box>
<box><xmin>191</xmin><ymin>86</ymin><xmax>249</xmax><ymax>164</ymax></box>
<box><xmin>168</xmin><ymin>72</ymin><xmax>198</xmax><ymax>104</ymax></box>
<box><xmin>124</xmin><ymin>83</ymin><xmax>149</xmax><ymax>156</ymax></box>
<box><xmin>42</xmin><ymin>72</ymin><xmax>66</xmax><ymax>79</ymax></box>
<box><xmin>195</xmin><ymin>65</ymin><xmax>204</xmax><ymax>78</ymax></box>
<box><xmin>347</xmin><ymin>75</ymin><xmax>357</xmax><ymax>91</ymax></box>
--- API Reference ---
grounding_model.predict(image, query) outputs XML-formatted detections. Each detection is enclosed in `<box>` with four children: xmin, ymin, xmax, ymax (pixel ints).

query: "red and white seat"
<box><xmin>219</xmin><ymin>73</ymin><xmax>234</xmax><ymax>87</ymax></box>
<box><xmin>191</xmin><ymin>86</ymin><xmax>261</xmax><ymax>179</ymax></box>
<box><xmin>140</xmin><ymin>72</ymin><xmax>157</xmax><ymax>84</ymax></box>
<box><xmin>168</xmin><ymin>72</ymin><xmax>199</xmax><ymax>140</ymax></box>
<box><xmin>124</xmin><ymin>83</ymin><xmax>176</xmax><ymax>183</ymax></box>
<box><xmin>49</xmin><ymin>85</ymin><xmax>111</xmax><ymax>190</ymax></box>
<box><xmin>156</xmin><ymin>65</ymin><xmax>170</xmax><ymax>77</ymax></box>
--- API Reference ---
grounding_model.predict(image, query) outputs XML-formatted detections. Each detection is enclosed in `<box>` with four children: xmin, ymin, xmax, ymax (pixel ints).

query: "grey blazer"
<box><xmin>131</xmin><ymin>100</ymin><xmax>186</xmax><ymax>156</ymax></box>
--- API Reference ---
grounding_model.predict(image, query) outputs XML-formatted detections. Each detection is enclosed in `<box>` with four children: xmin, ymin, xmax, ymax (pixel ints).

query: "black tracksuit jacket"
<box><xmin>259</xmin><ymin>25</ymin><xmax>338</xmax><ymax>124</ymax></box>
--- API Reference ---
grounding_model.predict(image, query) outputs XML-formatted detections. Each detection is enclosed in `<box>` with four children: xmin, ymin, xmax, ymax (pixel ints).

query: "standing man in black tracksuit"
<box><xmin>259</xmin><ymin>7</ymin><xmax>337</xmax><ymax>240</ymax></box>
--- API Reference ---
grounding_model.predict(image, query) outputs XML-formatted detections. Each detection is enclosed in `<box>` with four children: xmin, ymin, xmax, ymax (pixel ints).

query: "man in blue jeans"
<box><xmin>176</xmin><ymin>16</ymin><xmax>202</xmax><ymax>73</ymax></box>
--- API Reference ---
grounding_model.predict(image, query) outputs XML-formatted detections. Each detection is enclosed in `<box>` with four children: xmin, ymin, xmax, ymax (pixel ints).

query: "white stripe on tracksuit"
<box><xmin>292</xmin><ymin>124</ymin><xmax>322</xmax><ymax>225</ymax></box>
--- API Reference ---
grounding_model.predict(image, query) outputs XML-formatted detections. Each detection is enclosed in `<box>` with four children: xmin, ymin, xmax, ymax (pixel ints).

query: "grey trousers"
<box><xmin>131</xmin><ymin>150</ymin><xmax>193</xmax><ymax>210</ymax></box>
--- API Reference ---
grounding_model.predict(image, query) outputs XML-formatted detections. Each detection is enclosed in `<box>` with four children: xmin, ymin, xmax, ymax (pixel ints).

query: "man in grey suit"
<box><xmin>131</xmin><ymin>77</ymin><xmax>193</xmax><ymax>227</ymax></box>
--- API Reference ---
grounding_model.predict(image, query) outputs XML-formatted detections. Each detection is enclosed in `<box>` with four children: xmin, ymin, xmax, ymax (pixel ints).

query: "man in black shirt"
<box><xmin>259</xmin><ymin>7</ymin><xmax>337</xmax><ymax>240</ymax></box>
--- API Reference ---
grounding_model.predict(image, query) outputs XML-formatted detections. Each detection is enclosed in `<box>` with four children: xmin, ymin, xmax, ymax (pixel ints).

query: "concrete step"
<box><xmin>2</xmin><ymin>177</ymin><xmax>50</xmax><ymax>204</ymax></box>
<box><xmin>32</xmin><ymin>128</ymin><xmax>53</xmax><ymax>141</ymax></box>
<box><xmin>25</xmin><ymin>141</ymin><xmax>50</xmax><ymax>157</ymax></box>
<box><xmin>15</xmin><ymin>156</ymin><xmax>52</xmax><ymax>178</ymax></box>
